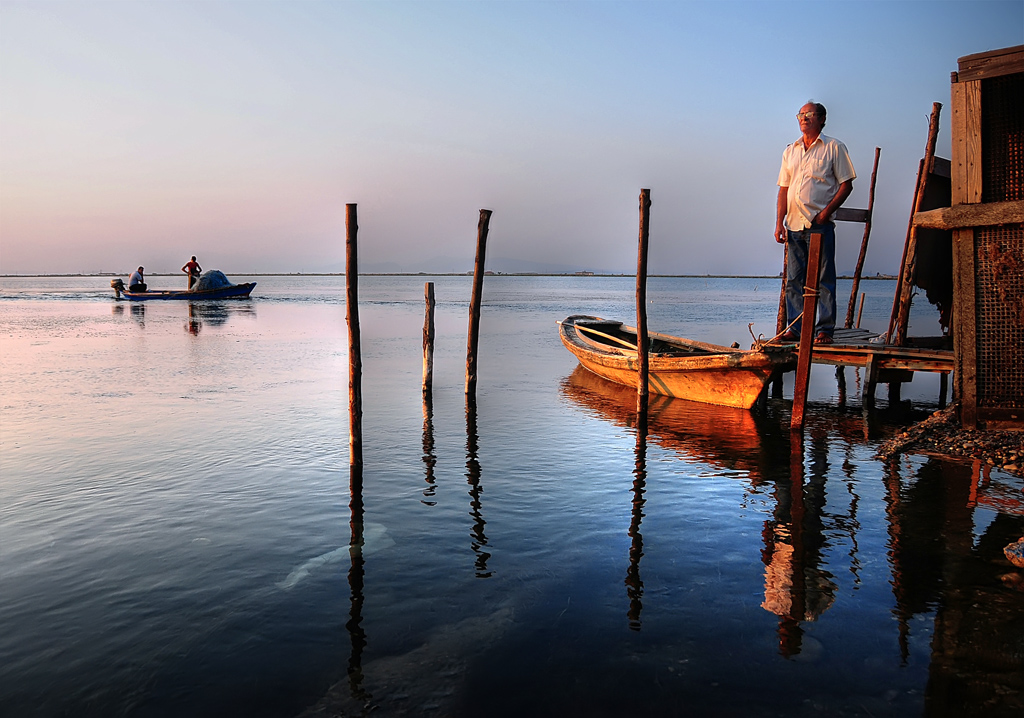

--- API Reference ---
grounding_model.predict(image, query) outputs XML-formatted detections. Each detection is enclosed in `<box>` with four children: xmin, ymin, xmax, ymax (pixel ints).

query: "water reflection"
<box><xmin>130</xmin><ymin>302</ymin><xmax>146</xmax><ymax>325</ymax></box>
<box><xmin>761</xmin><ymin>432</ymin><xmax>837</xmax><ymax>657</ymax></box>
<box><xmin>465</xmin><ymin>402</ymin><xmax>492</xmax><ymax>578</ymax></box>
<box><xmin>421</xmin><ymin>395</ymin><xmax>437</xmax><ymax>506</ymax></box>
<box><xmin>560</xmin><ymin>366</ymin><xmax>783</xmax><ymax>484</ymax></box>
<box><xmin>883</xmin><ymin>456</ymin><xmax>1024</xmax><ymax>712</ymax></box>
<box><xmin>346</xmin><ymin>464</ymin><xmax>369</xmax><ymax>702</ymax></box>
<box><xmin>625</xmin><ymin>411</ymin><xmax>647</xmax><ymax>631</ymax></box>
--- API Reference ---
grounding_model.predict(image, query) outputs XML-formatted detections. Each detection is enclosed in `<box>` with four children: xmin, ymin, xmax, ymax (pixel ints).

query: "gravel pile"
<box><xmin>876</xmin><ymin>403</ymin><xmax>1024</xmax><ymax>476</ymax></box>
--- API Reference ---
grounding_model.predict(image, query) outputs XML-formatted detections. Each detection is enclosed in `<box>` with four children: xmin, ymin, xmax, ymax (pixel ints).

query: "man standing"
<box><xmin>182</xmin><ymin>256</ymin><xmax>202</xmax><ymax>290</ymax></box>
<box><xmin>775</xmin><ymin>102</ymin><xmax>856</xmax><ymax>344</ymax></box>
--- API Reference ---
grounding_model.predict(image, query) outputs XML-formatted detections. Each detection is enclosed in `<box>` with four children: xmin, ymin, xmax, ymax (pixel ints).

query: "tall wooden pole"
<box><xmin>636</xmin><ymin>189</ymin><xmax>651</xmax><ymax>412</ymax></box>
<box><xmin>790</xmin><ymin>232</ymin><xmax>822</xmax><ymax>431</ymax></box>
<box><xmin>466</xmin><ymin>209</ymin><xmax>492</xmax><ymax>399</ymax></box>
<box><xmin>422</xmin><ymin>281</ymin><xmax>435</xmax><ymax>396</ymax></box>
<box><xmin>346</xmin><ymin>203</ymin><xmax>362</xmax><ymax>473</ymax></box>
<box><xmin>844</xmin><ymin>147</ymin><xmax>881</xmax><ymax>328</ymax></box>
<box><xmin>889</xmin><ymin>103</ymin><xmax>942</xmax><ymax>346</ymax></box>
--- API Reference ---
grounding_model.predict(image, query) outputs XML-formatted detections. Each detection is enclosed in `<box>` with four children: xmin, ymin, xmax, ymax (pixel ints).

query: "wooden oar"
<box><xmin>574</xmin><ymin>322</ymin><xmax>639</xmax><ymax>351</ymax></box>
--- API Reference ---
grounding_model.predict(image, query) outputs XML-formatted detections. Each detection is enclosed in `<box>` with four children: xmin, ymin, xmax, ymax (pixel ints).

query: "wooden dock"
<box><xmin>797</xmin><ymin>327</ymin><xmax>953</xmax><ymax>406</ymax></box>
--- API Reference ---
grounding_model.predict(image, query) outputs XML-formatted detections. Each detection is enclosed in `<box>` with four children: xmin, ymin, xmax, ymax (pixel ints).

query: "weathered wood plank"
<box><xmin>791</xmin><ymin>232</ymin><xmax>822</xmax><ymax>431</ymax></box>
<box><xmin>833</xmin><ymin>207</ymin><xmax>869</xmax><ymax>223</ymax></box>
<box><xmin>952</xmin><ymin>227</ymin><xmax>978</xmax><ymax>427</ymax></box>
<box><xmin>914</xmin><ymin>199</ymin><xmax>1024</xmax><ymax>229</ymax></box>
<box><xmin>956</xmin><ymin>45</ymin><xmax>1024</xmax><ymax>82</ymax></box>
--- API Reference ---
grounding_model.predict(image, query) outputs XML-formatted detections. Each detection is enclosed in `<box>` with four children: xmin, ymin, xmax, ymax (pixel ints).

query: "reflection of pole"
<box><xmin>778</xmin><ymin>435</ymin><xmax>807</xmax><ymax>657</ymax></box>
<box><xmin>346</xmin><ymin>457</ymin><xmax>368</xmax><ymax>700</ymax></box>
<box><xmin>881</xmin><ymin>458</ymin><xmax>910</xmax><ymax>663</ymax></box>
<box><xmin>346</xmin><ymin>204</ymin><xmax>362</xmax><ymax>471</ymax></box>
<box><xmin>625</xmin><ymin>413</ymin><xmax>648</xmax><ymax>631</ymax></box>
<box><xmin>423</xmin><ymin>282</ymin><xmax>435</xmax><ymax>396</ymax></box>
<box><xmin>465</xmin><ymin>403</ymin><xmax>491</xmax><ymax>578</ymax></box>
<box><xmin>466</xmin><ymin>210</ymin><xmax>492</xmax><ymax>399</ymax></box>
<box><xmin>421</xmin><ymin>393</ymin><xmax>437</xmax><ymax>506</ymax></box>
<box><xmin>636</xmin><ymin>189</ymin><xmax>651</xmax><ymax>413</ymax></box>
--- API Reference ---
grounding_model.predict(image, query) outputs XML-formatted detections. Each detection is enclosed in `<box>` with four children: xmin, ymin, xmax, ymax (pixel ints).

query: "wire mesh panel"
<box><xmin>981</xmin><ymin>73</ymin><xmax>1024</xmax><ymax>203</ymax></box>
<box><xmin>973</xmin><ymin>224</ymin><xmax>1024</xmax><ymax>409</ymax></box>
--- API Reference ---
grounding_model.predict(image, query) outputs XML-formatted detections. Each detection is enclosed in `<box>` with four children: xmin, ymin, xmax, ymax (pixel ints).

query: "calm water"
<box><xmin>1</xmin><ymin>275</ymin><xmax>1021</xmax><ymax>717</ymax></box>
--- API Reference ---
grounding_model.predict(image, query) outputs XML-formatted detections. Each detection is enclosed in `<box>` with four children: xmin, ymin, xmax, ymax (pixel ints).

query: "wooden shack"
<box><xmin>915</xmin><ymin>45</ymin><xmax>1024</xmax><ymax>429</ymax></box>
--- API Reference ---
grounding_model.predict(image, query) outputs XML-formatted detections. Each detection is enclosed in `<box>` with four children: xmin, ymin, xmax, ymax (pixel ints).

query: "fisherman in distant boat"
<box><xmin>774</xmin><ymin>101</ymin><xmax>856</xmax><ymax>345</ymax></box>
<box><xmin>128</xmin><ymin>266</ymin><xmax>147</xmax><ymax>292</ymax></box>
<box><xmin>182</xmin><ymin>256</ymin><xmax>202</xmax><ymax>290</ymax></box>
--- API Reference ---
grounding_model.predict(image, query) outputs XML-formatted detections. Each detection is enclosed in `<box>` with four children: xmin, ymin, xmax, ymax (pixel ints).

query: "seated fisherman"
<box><xmin>128</xmin><ymin>266</ymin><xmax>147</xmax><ymax>292</ymax></box>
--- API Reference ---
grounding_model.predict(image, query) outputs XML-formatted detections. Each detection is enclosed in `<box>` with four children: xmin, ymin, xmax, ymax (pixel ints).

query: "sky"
<box><xmin>0</xmin><ymin>1</ymin><xmax>1021</xmax><ymax>276</ymax></box>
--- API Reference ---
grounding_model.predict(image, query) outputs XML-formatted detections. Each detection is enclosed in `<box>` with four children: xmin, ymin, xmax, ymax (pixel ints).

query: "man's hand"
<box><xmin>774</xmin><ymin>223</ymin><xmax>786</xmax><ymax>244</ymax></box>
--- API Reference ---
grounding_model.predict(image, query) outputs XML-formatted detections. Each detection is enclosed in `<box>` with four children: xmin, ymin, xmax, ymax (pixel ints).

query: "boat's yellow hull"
<box><xmin>559</xmin><ymin>316</ymin><xmax>793</xmax><ymax>409</ymax></box>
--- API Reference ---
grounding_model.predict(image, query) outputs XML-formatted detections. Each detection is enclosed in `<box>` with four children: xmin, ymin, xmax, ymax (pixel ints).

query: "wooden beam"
<box><xmin>914</xmin><ymin>199</ymin><xmax>1024</xmax><ymax>230</ymax></box>
<box><xmin>790</xmin><ymin>232</ymin><xmax>822</xmax><ymax>431</ymax></box>
<box><xmin>833</xmin><ymin>207</ymin><xmax>869</xmax><ymax>223</ymax></box>
<box><xmin>892</xmin><ymin>102</ymin><xmax>943</xmax><ymax>346</ymax></box>
<box><xmin>956</xmin><ymin>45</ymin><xmax>1024</xmax><ymax>82</ymax></box>
<box><xmin>844</xmin><ymin>146</ymin><xmax>881</xmax><ymax>328</ymax></box>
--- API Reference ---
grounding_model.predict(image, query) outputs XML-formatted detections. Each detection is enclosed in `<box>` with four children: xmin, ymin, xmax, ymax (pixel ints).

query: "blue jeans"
<box><xmin>786</xmin><ymin>223</ymin><xmax>836</xmax><ymax>337</ymax></box>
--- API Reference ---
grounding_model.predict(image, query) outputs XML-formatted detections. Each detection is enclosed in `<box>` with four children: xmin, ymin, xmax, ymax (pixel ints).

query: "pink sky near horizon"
<box><xmin>1</xmin><ymin>1</ymin><xmax>1021</xmax><ymax>277</ymax></box>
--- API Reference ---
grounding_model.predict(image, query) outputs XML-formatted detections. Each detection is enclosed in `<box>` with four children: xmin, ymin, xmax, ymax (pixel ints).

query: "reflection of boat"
<box><xmin>558</xmin><ymin>315</ymin><xmax>795</xmax><ymax>409</ymax></box>
<box><xmin>561</xmin><ymin>366</ymin><xmax>780</xmax><ymax>481</ymax></box>
<box><xmin>111</xmin><ymin>277</ymin><xmax>256</xmax><ymax>301</ymax></box>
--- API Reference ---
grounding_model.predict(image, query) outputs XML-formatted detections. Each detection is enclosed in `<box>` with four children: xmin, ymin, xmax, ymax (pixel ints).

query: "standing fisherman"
<box><xmin>774</xmin><ymin>102</ymin><xmax>856</xmax><ymax>344</ymax></box>
<box><xmin>182</xmin><ymin>256</ymin><xmax>202</xmax><ymax>290</ymax></box>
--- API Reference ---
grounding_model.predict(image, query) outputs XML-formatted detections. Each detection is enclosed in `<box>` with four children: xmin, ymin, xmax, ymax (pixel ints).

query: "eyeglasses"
<box><xmin>796</xmin><ymin>111</ymin><xmax>819</xmax><ymax>120</ymax></box>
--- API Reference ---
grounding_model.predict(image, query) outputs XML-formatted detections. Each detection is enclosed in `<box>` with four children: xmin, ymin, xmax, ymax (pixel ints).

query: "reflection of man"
<box><xmin>775</xmin><ymin>102</ymin><xmax>856</xmax><ymax>344</ymax></box>
<box><xmin>128</xmin><ymin>266</ymin><xmax>146</xmax><ymax>292</ymax></box>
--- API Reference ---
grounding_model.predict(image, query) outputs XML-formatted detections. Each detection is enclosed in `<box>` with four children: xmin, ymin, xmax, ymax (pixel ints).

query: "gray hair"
<box><xmin>807</xmin><ymin>101</ymin><xmax>827</xmax><ymax>125</ymax></box>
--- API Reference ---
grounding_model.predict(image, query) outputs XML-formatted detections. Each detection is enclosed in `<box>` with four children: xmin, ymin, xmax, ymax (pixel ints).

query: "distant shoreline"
<box><xmin>0</xmin><ymin>272</ymin><xmax>899</xmax><ymax>280</ymax></box>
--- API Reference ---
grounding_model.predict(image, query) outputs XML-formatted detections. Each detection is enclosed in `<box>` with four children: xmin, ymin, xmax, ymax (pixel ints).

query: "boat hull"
<box><xmin>559</xmin><ymin>315</ymin><xmax>794</xmax><ymax>409</ymax></box>
<box><xmin>117</xmin><ymin>283</ymin><xmax>256</xmax><ymax>301</ymax></box>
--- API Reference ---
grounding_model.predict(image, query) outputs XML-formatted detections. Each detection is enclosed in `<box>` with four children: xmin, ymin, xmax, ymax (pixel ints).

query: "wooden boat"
<box><xmin>111</xmin><ymin>278</ymin><xmax>256</xmax><ymax>301</ymax></box>
<box><xmin>558</xmin><ymin>315</ymin><xmax>795</xmax><ymax>409</ymax></box>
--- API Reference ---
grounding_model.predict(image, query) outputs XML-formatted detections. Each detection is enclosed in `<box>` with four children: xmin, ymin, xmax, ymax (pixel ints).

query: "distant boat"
<box><xmin>111</xmin><ymin>274</ymin><xmax>256</xmax><ymax>301</ymax></box>
<box><xmin>558</xmin><ymin>315</ymin><xmax>795</xmax><ymax>409</ymax></box>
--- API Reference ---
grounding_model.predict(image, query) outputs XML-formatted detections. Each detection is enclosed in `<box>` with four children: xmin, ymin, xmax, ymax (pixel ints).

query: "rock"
<box><xmin>1005</xmin><ymin>538</ymin><xmax>1024</xmax><ymax>569</ymax></box>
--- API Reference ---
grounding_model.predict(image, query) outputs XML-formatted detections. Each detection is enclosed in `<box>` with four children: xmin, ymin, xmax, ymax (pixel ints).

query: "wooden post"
<box><xmin>422</xmin><ymin>282</ymin><xmax>435</xmax><ymax>396</ymax></box>
<box><xmin>776</xmin><ymin>248</ymin><xmax>788</xmax><ymax>335</ymax></box>
<box><xmin>856</xmin><ymin>292</ymin><xmax>866</xmax><ymax>328</ymax></box>
<box><xmin>790</xmin><ymin>232</ymin><xmax>822</xmax><ymax>431</ymax></box>
<box><xmin>844</xmin><ymin>147</ymin><xmax>881</xmax><ymax>328</ymax></box>
<box><xmin>889</xmin><ymin>103</ymin><xmax>942</xmax><ymax>346</ymax></box>
<box><xmin>636</xmin><ymin>189</ymin><xmax>651</xmax><ymax>412</ymax></box>
<box><xmin>466</xmin><ymin>209</ymin><xmax>492</xmax><ymax>399</ymax></box>
<box><xmin>346</xmin><ymin>204</ymin><xmax>362</xmax><ymax>472</ymax></box>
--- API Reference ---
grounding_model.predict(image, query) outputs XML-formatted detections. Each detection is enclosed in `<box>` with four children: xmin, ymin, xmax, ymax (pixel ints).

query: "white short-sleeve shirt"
<box><xmin>778</xmin><ymin>133</ymin><xmax>856</xmax><ymax>231</ymax></box>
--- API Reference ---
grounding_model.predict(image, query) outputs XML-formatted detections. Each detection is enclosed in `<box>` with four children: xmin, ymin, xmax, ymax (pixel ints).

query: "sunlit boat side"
<box><xmin>558</xmin><ymin>314</ymin><xmax>795</xmax><ymax>409</ymax></box>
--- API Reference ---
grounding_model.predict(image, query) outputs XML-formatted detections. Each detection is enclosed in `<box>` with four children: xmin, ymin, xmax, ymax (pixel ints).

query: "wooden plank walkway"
<box><xmin>774</xmin><ymin>328</ymin><xmax>954</xmax><ymax>407</ymax></box>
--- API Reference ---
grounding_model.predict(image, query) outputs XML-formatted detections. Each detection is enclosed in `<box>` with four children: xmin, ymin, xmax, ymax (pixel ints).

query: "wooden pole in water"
<box><xmin>636</xmin><ymin>189</ymin><xmax>651</xmax><ymax>412</ymax></box>
<box><xmin>844</xmin><ymin>147</ymin><xmax>881</xmax><ymax>328</ymax></box>
<box><xmin>466</xmin><ymin>209</ymin><xmax>492</xmax><ymax>399</ymax></box>
<box><xmin>346</xmin><ymin>203</ymin><xmax>363</xmax><ymax>472</ymax></box>
<box><xmin>422</xmin><ymin>282</ymin><xmax>435</xmax><ymax>396</ymax></box>
<box><xmin>856</xmin><ymin>292</ymin><xmax>866</xmax><ymax>329</ymax></box>
<box><xmin>790</xmin><ymin>232</ymin><xmax>822</xmax><ymax>431</ymax></box>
